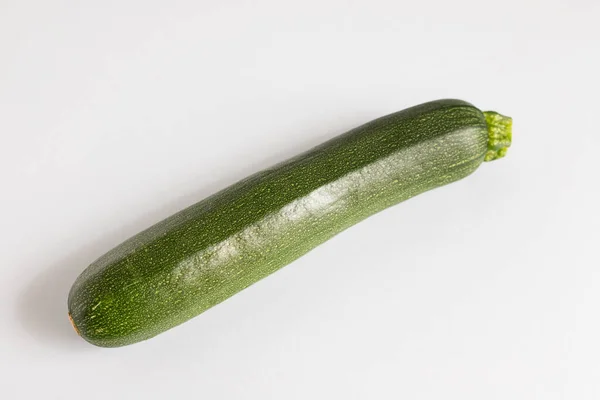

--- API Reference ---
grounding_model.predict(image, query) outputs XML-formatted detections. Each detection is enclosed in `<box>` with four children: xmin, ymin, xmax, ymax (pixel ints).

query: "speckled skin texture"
<box><xmin>68</xmin><ymin>99</ymin><xmax>501</xmax><ymax>347</ymax></box>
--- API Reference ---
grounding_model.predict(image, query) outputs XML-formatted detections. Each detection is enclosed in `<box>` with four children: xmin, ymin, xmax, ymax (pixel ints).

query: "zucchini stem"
<box><xmin>483</xmin><ymin>111</ymin><xmax>512</xmax><ymax>161</ymax></box>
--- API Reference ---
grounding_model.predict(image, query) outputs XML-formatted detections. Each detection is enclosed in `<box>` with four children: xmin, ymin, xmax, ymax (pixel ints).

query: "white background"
<box><xmin>1</xmin><ymin>0</ymin><xmax>599</xmax><ymax>398</ymax></box>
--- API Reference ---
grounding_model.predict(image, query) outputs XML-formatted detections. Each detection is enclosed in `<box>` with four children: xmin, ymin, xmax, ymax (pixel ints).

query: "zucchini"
<box><xmin>68</xmin><ymin>99</ymin><xmax>512</xmax><ymax>347</ymax></box>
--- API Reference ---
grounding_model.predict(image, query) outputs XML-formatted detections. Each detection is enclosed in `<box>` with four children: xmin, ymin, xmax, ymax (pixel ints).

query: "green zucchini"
<box><xmin>68</xmin><ymin>99</ymin><xmax>512</xmax><ymax>347</ymax></box>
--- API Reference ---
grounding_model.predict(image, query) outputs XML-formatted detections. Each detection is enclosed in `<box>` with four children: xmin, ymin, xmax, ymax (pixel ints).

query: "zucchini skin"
<box><xmin>68</xmin><ymin>99</ymin><xmax>503</xmax><ymax>347</ymax></box>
